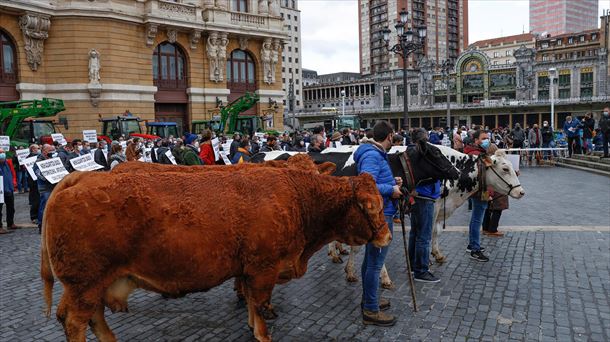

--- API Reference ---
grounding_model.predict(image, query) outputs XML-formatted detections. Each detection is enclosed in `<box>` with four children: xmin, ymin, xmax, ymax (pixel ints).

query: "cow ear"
<box><xmin>482</xmin><ymin>156</ymin><xmax>493</xmax><ymax>167</ymax></box>
<box><xmin>317</xmin><ymin>162</ymin><xmax>336</xmax><ymax>175</ymax></box>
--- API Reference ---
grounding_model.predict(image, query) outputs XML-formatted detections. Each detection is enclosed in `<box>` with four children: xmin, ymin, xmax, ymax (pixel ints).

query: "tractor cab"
<box><xmin>234</xmin><ymin>116</ymin><xmax>262</xmax><ymax>137</ymax></box>
<box><xmin>99</xmin><ymin>115</ymin><xmax>158</xmax><ymax>143</ymax></box>
<box><xmin>12</xmin><ymin>118</ymin><xmax>57</xmax><ymax>147</ymax></box>
<box><xmin>335</xmin><ymin>115</ymin><xmax>361</xmax><ymax>130</ymax></box>
<box><xmin>192</xmin><ymin>116</ymin><xmax>221</xmax><ymax>134</ymax></box>
<box><xmin>146</xmin><ymin>122</ymin><xmax>178</xmax><ymax>139</ymax></box>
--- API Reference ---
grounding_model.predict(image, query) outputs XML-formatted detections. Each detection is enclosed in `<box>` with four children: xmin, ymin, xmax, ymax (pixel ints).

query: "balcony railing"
<box><xmin>230</xmin><ymin>12</ymin><xmax>267</xmax><ymax>26</ymax></box>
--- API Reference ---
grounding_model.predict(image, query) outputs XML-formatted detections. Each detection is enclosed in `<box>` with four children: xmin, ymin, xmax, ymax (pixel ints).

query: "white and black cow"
<box><xmin>372</xmin><ymin>145</ymin><xmax>526</xmax><ymax>287</ymax></box>
<box><xmin>251</xmin><ymin>140</ymin><xmax>461</xmax><ymax>287</ymax></box>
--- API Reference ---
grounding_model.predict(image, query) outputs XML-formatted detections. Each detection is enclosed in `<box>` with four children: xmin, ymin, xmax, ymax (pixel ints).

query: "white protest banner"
<box><xmin>23</xmin><ymin>156</ymin><xmax>37</xmax><ymax>181</ymax></box>
<box><xmin>165</xmin><ymin>150</ymin><xmax>177</xmax><ymax>165</ymax></box>
<box><xmin>211</xmin><ymin>137</ymin><xmax>220</xmax><ymax>161</ymax></box>
<box><xmin>305</xmin><ymin>142</ymin><xmax>310</xmax><ymax>151</ymax></box>
<box><xmin>254</xmin><ymin>132</ymin><xmax>265</xmax><ymax>139</ymax></box>
<box><xmin>220</xmin><ymin>151</ymin><xmax>232</xmax><ymax>165</ymax></box>
<box><xmin>335</xmin><ymin>141</ymin><xmax>342</xmax><ymax>148</ymax></box>
<box><xmin>141</xmin><ymin>148</ymin><xmax>153</xmax><ymax>163</ymax></box>
<box><xmin>0</xmin><ymin>136</ymin><xmax>9</xmax><ymax>151</ymax></box>
<box><xmin>0</xmin><ymin>176</ymin><xmax>3</xmax><ymax>203</ymax></box>
<box><xmin>35</xmin><ymin>157</ymin><xmax>69</xmax><ymax>184</ymax></box>
<box><xmin>16</xmin><ymin>149</ymin><xmax>30</xmax><ymax>165</ymax></box>
<box><xmin>51</xmin><ymin>133</ymin><xmax>67</xmax><ymax>146</ymax></box>
<box><xmin>89</xmin><ymin>148</ymin><xmax>97</xmax><ymax>158</ymax></box>
<box><xmin>120</xmin><ymin>141</ymin><xmax>127</xmax><ymax>149</ymax></box>
<box><xmin>506</xmin><ymin>154</ymin><xmax>520</xmax><ymax>172</ymax></box>
<box><xmin>82</xmin><ymin>130</ymin><xmax>98</xmax><ymax>143</ymax></box>
<box><xmin>69</xmin><ymin>153</ymin><xmax>104</xmax><ymax>171</ymax></box>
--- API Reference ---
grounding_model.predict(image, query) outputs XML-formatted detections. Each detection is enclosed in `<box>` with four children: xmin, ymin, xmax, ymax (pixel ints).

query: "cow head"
<box><xmin>485</xmin><ymin>150</ymin><xmax>526</xmax><ymax>199</ymax></box>
<box><xmin>342</xmin><ymin>174</ymin><xmax>392</xmax><ymax>248</ymax></box>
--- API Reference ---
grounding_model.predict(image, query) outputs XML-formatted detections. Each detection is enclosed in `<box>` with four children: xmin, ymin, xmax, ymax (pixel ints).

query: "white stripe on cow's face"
<box><xmin>263</xmin><ymin>151</ymin><xmax>300</xmax><ymax>161</ymax></box>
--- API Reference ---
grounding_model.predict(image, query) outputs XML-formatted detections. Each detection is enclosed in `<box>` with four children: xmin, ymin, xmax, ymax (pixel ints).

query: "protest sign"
<box><xmin>51</xmin><ymin>133</ymin><xmax>67</xmax><ymax>146</ymax></box>
<box><xmin>220</xmin><ymin>151</ymin><xmax>232</xmax><ymax>165</ymax></box>
<box><xmin>165</xmin><ymin>150</ymin><xmax>177</xmax><ymax>165</ymax></box>
<box><xmin>82</xmin><ymin>130</ymin><xmax>98</xmax><ymax>143</ymax></box>
<box><xmin>69</xmin><ymin>154</ymin><xmax>104</xmax><ymax>171</ymax></box>
<box><xmin>120</xmin><ymin>141</ymin><xmax>127</xmax><ymax>149</ymax></box>
<box><xmin>506</xmin><ymin>154</ymin><xmax>520</xmax><ymax>172</ymax></box>
<box><xmin>335</xmin><ymin>141</ymin><xmax>342</xmax><ymax>148</ymax></box>
<box><xmin>16</xmin><ymin>149</ymin><xmax>30</xmax><ymax>165</ymax></box>
<box><xmin>35</xmin><ymin>157</ymin><xmax>69</xmax><ymax>184</ymax></box>
<box><xmin>141</xmin><ymin>148</ymin><xmax>153</xmax><ymax>163</ymax></box>
<box><xmin>211</xmin><ymin>138</ymin><xmax>220</xmax><ymax>160</ymax></box>
<box><xmin>23</xmin><ymin>156</ymin><xmax>38</xmax><ymax>181</ymax></box>
<box><xmin>0</xmin><ymin>136</ymin><xmax>9</xmax><ymax>150</ymax></box>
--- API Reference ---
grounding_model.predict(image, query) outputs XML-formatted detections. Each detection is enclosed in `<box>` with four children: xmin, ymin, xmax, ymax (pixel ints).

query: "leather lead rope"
<box><xmin>399</xmin><ymin>186</ymin><xmax>418</xmax><ymax>312</ymax></box>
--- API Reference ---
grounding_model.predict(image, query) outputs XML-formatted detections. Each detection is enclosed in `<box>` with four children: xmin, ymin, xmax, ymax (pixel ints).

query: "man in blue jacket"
<box><xmin>563</xmin><ymin>115</ymin><xmax>582</xmax><ymax>157</ymax></box>
<box><xmin>408</xmin><ymin>128</ymin><xmax>442</xmax><ymax>282</ymax></box>
<box><xmin>354</xmin><ymin>120</ymin><xmax>402</xmax><ymax>327</ymax></box>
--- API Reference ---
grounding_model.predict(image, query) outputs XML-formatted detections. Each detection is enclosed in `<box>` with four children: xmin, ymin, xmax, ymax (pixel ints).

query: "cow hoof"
<box><xmin>435</xmin><ymin>255</ymin><xmax>447</xmax><ymax>264</ymax></box>
<box><xmin>346</xmin><ymin>275</ymin><xmax>358</xmax><ymax>283</ymax></box>
<box><xmin>339</xmin><ymin>249</ymin><xmax>349</xmax><ymax>255</ymax></box>
<box><xmin>381</xmin><ymin>282</ymin><xmax>394</xmax><ymax>290</ymax></box>
<box><xmin>332</xmin><ymin>256</ymin><xmax>343</xmax><ymax>264</ymax></box>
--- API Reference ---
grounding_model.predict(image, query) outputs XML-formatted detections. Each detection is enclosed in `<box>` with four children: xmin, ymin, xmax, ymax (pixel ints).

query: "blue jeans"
<box><xmin>38</xmin><ymin>191</ymin><xmax>51</xmax><ymax>230</ymax></box>
<box><xmin>17</xmin><ymin>170</ymin><xmax>29</xmax><ymax>192</ymax></box>
<box><xmin>361</xmin><ymin>215</ymin><xmax>393</xmax><ymax>312</ymax></box>
<box><xmin>468</xmin><ymin>197</ymin><xmax>488</xmax><ymax>252</ymax></box>
<box><xmin>408</xmin><ymin>198</ymin><xmax>435</xmax><ymax>276</ymax></box>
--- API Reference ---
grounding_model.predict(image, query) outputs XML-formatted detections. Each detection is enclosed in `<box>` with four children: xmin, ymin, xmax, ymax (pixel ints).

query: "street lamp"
<box><xmin>383</xmin><ymin>8</ymin><xmax>427</xmax><ymax>129</ymax></box>
<box><xmin>440</xmin><ymin>59</ymin><xmax>454</xmax><ymax>131</ymax></box>
<box><xmin>341</xmin><ymin>89</ymin><xmax>346</xmax><ymax>117</ymax></box>
<box><xmin>548</xmin><ymin>67</ymin><xmax>557</xmax><ymax>129</ymax></box>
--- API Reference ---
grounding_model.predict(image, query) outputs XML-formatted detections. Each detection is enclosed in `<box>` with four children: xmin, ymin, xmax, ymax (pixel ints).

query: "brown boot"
<box><xmin>361</xmin><ymin>297</ymin><xmax>391</xmax><ymax>312</ymax></box>
<box><xmin>362</xmin><ymin>309</ymin><xmax>396</xmax><ymax>326</ymax></box>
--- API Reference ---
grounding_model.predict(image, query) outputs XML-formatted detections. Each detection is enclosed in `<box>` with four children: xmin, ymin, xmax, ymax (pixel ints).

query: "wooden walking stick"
<box><xmin>399</xmin><ymin>199</ymin><xmax>418</xmax><ymax>312</ymax></box>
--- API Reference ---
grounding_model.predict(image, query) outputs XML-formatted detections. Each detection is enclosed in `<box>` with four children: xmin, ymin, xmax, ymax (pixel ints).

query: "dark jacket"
<box><xmin>182</xmin><ymin>145</ymin><xmax>202</xmax><ymax>165</ymax></box>
<box><xmin>0</xmin><ymin>160</ymin><xmax>17</xmax><ymax>194</ymax></box>
<box><xmin>94</xmin><ymin>148</ymin><xmax>109</xmax><ymax>171</ymax></box>
<box><xmin>231</xmin><ymin>147</ymin><xmax>251</xmax><ymax>164</ymax></box>
<box><xmin>229</xmin><ymin>140</ymin><xmax>240</xmax><ymax>160</ymax></box>
<box><xmin>510</xmin><ymin>128</ymin><xmax>525</xmax><ymax>143</ymax></box>
<box><xmin>489</xmin><ymin>193</ymin><xmax>509</xmax><ymax>210</ymax></box>
<box><xmin>541</xmin><ymin>126</ymin><xmax>554</xmax><ymax>144</ymax></box>
<box><xmin>250</xmin><ymin>141</ymin><xmax>260</xmax><ymax>155</ymax></box>
<box><xmin>340</xmin><ymin>136</ymin><xmax>352</xmax><ymax>146</ymax></box>
<box><xmin>172</xmin><ymin>145</ymin><xmax>184</xmax><ymax>165</ymax></box>
<box><xmin>583</xmin><ymin>117</ymin><xmax>595</xmax><ymax>139</ymax></box>
<box><xmin>261</xmin><ymin>143</ymin><xmax>280</xmax><ymax>152</ymax></box>
<box><xmin>598</xmin><ymin>114</ymin><xmax>610</xmax><ymax>134</ymax></box>
<box><xmin>353</xmin><ymin>140</ymin><xmax>397</xmax><ymax>217</ymax></box>
<box><xmin>464</xmin><ymin>144</ymin><xmax>489</xmax><ymax>200</ymax></box>
<box><xmin>34</xmin><ymin>154</ymin><xmax>55</xmax><ymax>193</ymax></box>
<box><xmin>156</xmin><ymin>147</ymin><xmax>173</xmax><ymax>164</ymax></box>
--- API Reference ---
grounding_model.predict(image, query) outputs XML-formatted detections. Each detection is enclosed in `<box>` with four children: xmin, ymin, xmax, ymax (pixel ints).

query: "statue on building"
<box><xmin>88</xmin><ymin>49</ymin><xmax>101</xmax><ymax>84</ymax></box>
<box><xmin>261</xmin><ymin>38</ymin><xmax>273</xmax><ymax>84</ymax></box>
<box><xmin>19</xmin><ymin>13</ymin><xmax>50</xmax><ymax>71</ymax></box>
<box><xmin>217</xmin><ymin>33</ymin><xmax>229</xmax><ymax>81</ymax></box>
<box><xmin>270</xmin><ymin>39</ymin><xmax>281</xmax><ymax>83</ymax></box>
<box><xmin>258</xmin><ymin>0</ymin><xmax>269</xmax><ymax>14</ymax></box>
<box><xmin>268</xmin><ymin>0</ymin><xmax>281</xmax><ymax>17</ymax></box>
<box><xmin>207</xmin><ymin>32</ymin><xmax>220</xmax><ymax>82</ymax></box>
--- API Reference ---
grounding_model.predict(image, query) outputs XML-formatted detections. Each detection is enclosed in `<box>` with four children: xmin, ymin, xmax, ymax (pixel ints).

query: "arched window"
<box><xmin>0</xmin><ymin>31</ymin><xmax>18</xmax><ymax>101</ymax></box>
<box><xmin>227</xmin><ymin>49</ymin><xmax>255</xmax><ymax>90</ymax></box>
<box><xmin>152</xmin><ymin>42</ymin><xmax>186</xmax><ymax>89</ymax></box>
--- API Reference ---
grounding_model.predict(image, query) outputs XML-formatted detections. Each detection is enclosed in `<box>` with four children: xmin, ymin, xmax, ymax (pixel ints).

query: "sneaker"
<box><xmin>414</xmin><ymin>271</ymin><xmax>440</xmax><ymax>283</ymax></box>
<box><xmin>466</xmin><ymin>246</ymin><xmax>486</xmax><ymax>253</ymax></box>
<box><xmin>362</xmin><ymin>309</ymin><xmax>397</xmax><ymax>327</ymax></box>
<box><xmin>361</xmin><ymin>298</ymin><xmax>391</xmax><ymax>311</ymax></box>
<box><xmin>470</xmin><ymin>250</ymin><xmax>489</xmax><ymax>262</ymax></box>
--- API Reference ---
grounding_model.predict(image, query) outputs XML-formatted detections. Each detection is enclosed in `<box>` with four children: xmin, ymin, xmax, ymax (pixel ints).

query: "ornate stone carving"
<box><xmin>239</xmin><ymin>37</ymin><xmax>249</xmax><ymax>51</ymax></box>
<box><xmin>207</xmin><ymin>32</ymin><xmax>229</xmax><ymax>82</ymax></box>
<box><xmin>261</xmin><ymin>38</ymin><xmax>273</xmax><ymax>84</ymax></box>
<box><xmin>268</xmin><ymin>0</ymin><xmax>280</xmax><ymax>17</ymax></box>
<box><xmin>215</xmin><ymin>0</ymin><xmax>228</xmax><ymax>10</ymax></box>
<box><xmin>271</xmin><ymin>38</ymin><xmax>281</xmax><ymax>83</ymax></box>
<box><xmin>202</xmin><ymin>0</ymin><xmax>215</xmax><ymax>8</ymax></box>
<box><xmin>88</xmin><ymin>49</ymin><xmax>101</xmax><ymax>84</ymax></box>
<box><xmin>146</xmin><ymin>23</ymin><xmax>158</xmax><ymax>47</ymax></box>
<box><xmin>167</xmin><ymin>28</ymin><xmax>178</xmax><ymax>43</ymax></box>
<box><xmin>258</xmin><ymin>0</ymin><xmax>269</xmax><ymax>15</ymax></box>
<box><xmin>159</xmin><ymin>1</ymin><xmax>196</xmax><ymax>15</ymax></box>
<box><xmin>190</xmin><ymin>30</ymin><xmax>201</xmax><ymax>50</ymax></box>
<box><xmin>19</xmin><ymin>13</ymin><xmax>50</xmax><ymax>71</ymax></box>
<box><xmin>514</xmin><ymin>45</ymin><xmax>536</xmax><ymax>101</ymax></box>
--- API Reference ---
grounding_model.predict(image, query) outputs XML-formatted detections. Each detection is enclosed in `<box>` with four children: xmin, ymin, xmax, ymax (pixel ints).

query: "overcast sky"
<box><xmin>299</xmin><ymin>0</ymin><xmax>608</xmax><ymax>74</ymax></box>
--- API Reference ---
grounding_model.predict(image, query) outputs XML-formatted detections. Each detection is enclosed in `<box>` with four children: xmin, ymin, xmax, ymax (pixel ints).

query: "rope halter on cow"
<box><xmin>480</xmin><ymin>154</ymin><xmax>522</xmax><ymax>195</ymax></box>
<box><xmin>349</xmin><ymin>177</ymin><xmax>386</xmax><ymax>240</ymax></box>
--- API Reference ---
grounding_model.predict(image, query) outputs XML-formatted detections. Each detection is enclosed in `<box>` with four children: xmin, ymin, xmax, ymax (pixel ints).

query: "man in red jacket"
<box><xmin>463</xmin><ymin>130</ymin><xmax>491</xmax><ymax>262</ymax></box>
<box><xmin>0</xmin><ymin>148</ymin><xmax>18</xmax><ymax>234</ymax></box>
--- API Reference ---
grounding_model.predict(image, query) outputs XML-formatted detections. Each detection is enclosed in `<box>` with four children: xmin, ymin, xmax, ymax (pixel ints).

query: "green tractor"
<box><xmin>0</xmin><ymin>98</ymin><xmax>66</xmax><ymax>149</ymax></box>
<box><xmin>193</xmin><ymin>93</ymin><xmax>262</xmax><ymax>137</ymax></box>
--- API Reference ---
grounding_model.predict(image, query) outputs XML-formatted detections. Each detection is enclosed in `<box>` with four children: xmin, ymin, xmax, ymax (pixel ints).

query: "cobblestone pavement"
<box><xmin>1</xmin><ymin>167</ymin><xmax>609</xmax><ymax>341</ymax></box>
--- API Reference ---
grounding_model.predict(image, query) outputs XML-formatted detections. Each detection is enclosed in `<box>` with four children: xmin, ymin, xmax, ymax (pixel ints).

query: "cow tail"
<box><xmin>40</xmin><ymin>217</ymin><xmax>54</xmax><ymax>318</ymax></box>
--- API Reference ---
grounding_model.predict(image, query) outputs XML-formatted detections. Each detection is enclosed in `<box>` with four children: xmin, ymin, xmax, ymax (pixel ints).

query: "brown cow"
<box><xmin>41</xmin><ymin>168</ymin><xmax>390</xmax><ymax>342</ymax></box>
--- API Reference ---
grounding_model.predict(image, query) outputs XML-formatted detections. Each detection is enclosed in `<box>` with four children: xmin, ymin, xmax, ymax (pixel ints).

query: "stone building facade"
<box><xmin>0</xmin><ymin>0</ymin><xmax>288</xmax><ymax>136</ymax></box>
<box><xmin>470</xmin><ymin>33</ymin><xmax>535</xmax><ymax>66</ymax></box>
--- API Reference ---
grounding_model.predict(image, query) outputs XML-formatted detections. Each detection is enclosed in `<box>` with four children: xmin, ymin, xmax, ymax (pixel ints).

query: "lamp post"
<box><xmin>341</xmin><ymin>89</ymin><xmax>346</xmax><ymax>117</ymax></box>
<box><xmin>548</xmin><ymin>67</ymin><xmax>557</xmax><ymax>129</ymax></box>
<box><xmin>440</xmin><ymin>59</ymin><xmax>454</xmax><ymax>131</ymax></box>
<box><xmin>382</xmin><ymin>8</ymin><xmax>426</xmax><ymax>129</ymax></box>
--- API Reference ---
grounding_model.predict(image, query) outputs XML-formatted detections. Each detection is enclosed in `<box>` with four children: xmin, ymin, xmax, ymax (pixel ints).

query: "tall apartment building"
<box><xmin>530</xmin><ymin>0</ymin><xmax>598</xmax><ymax>37</ymax></box>
<box><xmin>280</xmin><ymin>0</ymin><xmax>303</xmax><ymax>111</ymax></box>
<box><xmin>359</xmin><ymin>0</ymin><xmax>468</xmax><ymax>75</ymax></box>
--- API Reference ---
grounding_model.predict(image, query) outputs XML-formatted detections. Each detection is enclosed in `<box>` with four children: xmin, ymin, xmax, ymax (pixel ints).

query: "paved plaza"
<box><xmin>0</xmin><ymin>166</ymin><xmax>609</xmax><ymax>341</ymax></box>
